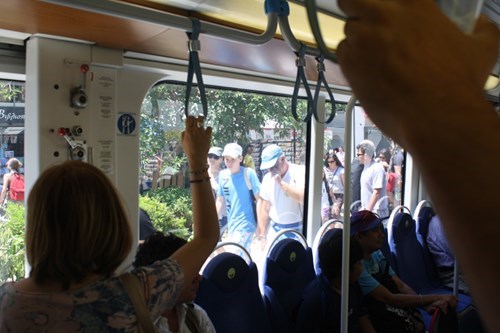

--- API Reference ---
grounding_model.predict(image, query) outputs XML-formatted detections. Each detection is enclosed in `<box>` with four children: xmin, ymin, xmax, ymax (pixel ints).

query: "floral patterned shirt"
<box><xmin>0</xmin><ymin>258</ymin><xmax>183</xmax><ymax>332</ymax></box>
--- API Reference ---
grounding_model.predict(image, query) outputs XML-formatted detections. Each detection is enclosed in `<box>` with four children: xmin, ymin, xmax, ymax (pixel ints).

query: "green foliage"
<box><xmin>0</xmin><ymin>203</ymin><xmax>26</xmax><ymax>282</ymax></box>
<box><xmin>0</xmin><ymin>81</ymin><xmax>25</xmax><ymax>103</ymax></box>
<box><xmin>139</xmin><ymin>84</ymin><xmax>305</xmax><ymax>160</ymax></box>
<box><xmin>139</xmin><ymin>187</ymin><xmax>192</xmax><ymax>239</ymax></box>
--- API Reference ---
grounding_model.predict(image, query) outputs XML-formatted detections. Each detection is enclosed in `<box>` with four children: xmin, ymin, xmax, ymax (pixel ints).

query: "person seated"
<box><xmin>427</xmin><ymin>215</ymin><xmax>469</xmax><ymax>294</ymax></box>
<box><xmin>139</xmin><ymin>208</ymin><xmax>157</xmax><ymax>242</ymax></box>
<box><xmin>351</xmin><ymin>210</ymin><xmax>457</xmax><ymax>333</ymax></box>
<box><xmin>0</xmin><ymin>116</ymin><xmax>219</xmax><ymax>332</ymax></box>
<box><xmin>296</xmin><ymin>228</ymin><xmax>376</xmax><ymax>333</ymax></box>
<box><xmin>134</xmin><ymin>232</ymin><xmax>216</xmax><ymax>333</ymax></box>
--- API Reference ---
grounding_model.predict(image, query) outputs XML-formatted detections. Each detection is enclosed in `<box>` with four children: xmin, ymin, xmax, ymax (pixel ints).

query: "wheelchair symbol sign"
<box><xmin>117</xmin><ymin>113</ymin><xmax>136</xmax><ymax>135</ymax></box>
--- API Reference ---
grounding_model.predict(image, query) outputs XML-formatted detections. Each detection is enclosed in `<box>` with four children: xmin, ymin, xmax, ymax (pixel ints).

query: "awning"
<box><xmin>3</xmin><ymin>127</ymin><xmax>24</xmax><ymax>135</ymax></box>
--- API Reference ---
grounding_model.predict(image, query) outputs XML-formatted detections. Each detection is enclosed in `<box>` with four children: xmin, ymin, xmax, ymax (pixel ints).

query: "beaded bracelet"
<box><xmin>189</xmin><ymin>165</ymin><xmax>209</xmax><ymax>175</ymax></box>
<box><xmin>190</xmin><ymin>177</ymin><xmax>211</xmax><ymax>184</ymax></box>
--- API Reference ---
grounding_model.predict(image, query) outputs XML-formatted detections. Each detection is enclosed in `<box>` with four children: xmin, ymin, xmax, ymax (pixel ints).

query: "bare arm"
<box><xmin>279</xmin><ymin>178</ymin><xmax>304</xmax><ymax>204</ymax></box>
<box><xmin>369</xmin><ymin>281</ymin><xmax>456</xmax><ymax>311</ymax></box>
<box><xmin>365</xmin><ymin>188</ymin><xmax>381</xmax><ymax>211</ymax></box>
<box><xmin>0</xmin><ymin>173</ymin><xmax>10</xmax><ymax>203</ymax></box>
<box><xmin>169</xmin><ymin>116</ymin><xmax>219</xmax><ymax>288</ymax></box>
<box><xmin>337</xmin><ymin>0</ymin><xmax>499</xmax><ymax>329</ymax></box>
<box><xmin>215</xmin><ymin>195</ymin><xmax>225</xmax><ymax>219</ymax></box>
<box><xmin>359</xmin><ymin>314</ymin><xmax>377</xmax><ymax>333</ymax></box>
<box><xmin>256</xmin><ymin>197</ymin><xmax>270</xmax><ymax>237</ymax></box>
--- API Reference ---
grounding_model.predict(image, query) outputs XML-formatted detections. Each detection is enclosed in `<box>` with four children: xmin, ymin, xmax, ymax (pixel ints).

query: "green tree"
<box><xmin>139</xmin><ymin>83</ymin><xmax>308</xmax><ymax>177</ymax></box>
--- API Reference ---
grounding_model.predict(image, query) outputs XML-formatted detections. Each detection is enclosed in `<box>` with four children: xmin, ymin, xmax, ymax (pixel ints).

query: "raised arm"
<box><xmin>337</xmin><ymin>0</ymin><xmax>500</xmax><ymax>330</ymax></box>
<box><xmin>169</xmin><ymin>116</ymin><xmax>219</xmax><ymax>287</ymax></box>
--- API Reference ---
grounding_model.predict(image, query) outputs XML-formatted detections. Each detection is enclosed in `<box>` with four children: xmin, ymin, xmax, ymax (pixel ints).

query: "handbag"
<box><xmin>366</xmin><ymin>259</ymin><xmax>425</xmax><ymax>333</ymax></box>
<box><xmin>119</xmin><ymin>272</ymin><xmax>159</xmax><ymax>333</ymax></box>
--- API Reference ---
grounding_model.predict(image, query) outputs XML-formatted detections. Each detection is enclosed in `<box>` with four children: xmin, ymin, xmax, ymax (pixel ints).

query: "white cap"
<box><xmin>208</xmin><ymin>147</ymin><xmax>223</xmax><ymax>157</ymax></box>
<box><xmin>222</xmin><ymin>143</ymin><xmax>243</xmax><ymax>159</ymax></box>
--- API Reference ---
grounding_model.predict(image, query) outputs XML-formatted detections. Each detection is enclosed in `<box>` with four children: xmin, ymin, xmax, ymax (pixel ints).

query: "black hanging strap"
<box><xmin>313</xmin><ymin>54</ymin><xmax>337</xmax><ymax>124</ymax></box>
<box><xmin>185</xmin><ymin>18</ymin><xmax>208</xmax><ymax>118</ymax></box>
<box><xmin>291</xmin><ymin>44</ymin><xmax>314</xmax><ymax>122</ymax></box>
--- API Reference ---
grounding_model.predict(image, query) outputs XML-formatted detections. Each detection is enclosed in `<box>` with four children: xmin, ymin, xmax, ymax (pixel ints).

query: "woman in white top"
<box><xmin>324</xmin><ymin>153</ymin><xmax>345</xmax><ymax>219</ymax></box>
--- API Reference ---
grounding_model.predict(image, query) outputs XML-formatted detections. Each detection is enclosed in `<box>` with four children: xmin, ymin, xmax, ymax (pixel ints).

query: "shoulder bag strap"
<box><xmin>243</xmin><ymin>168</ymin><xmax>255</xmax><ymax>199</ymax></box>
<box><xmin>119</xmin><ymin>272</ymin><xmax>158</xmax><ymax>333</ymax></box>
<box><xmin>323</xmin><ymin>176</ymin><xmax>333</xmax><ymax>206</ymax></box>
<box><xmin>184</xmin><ymin>303</ymin><xmax>201</xmax><ymax>333</ymax></box>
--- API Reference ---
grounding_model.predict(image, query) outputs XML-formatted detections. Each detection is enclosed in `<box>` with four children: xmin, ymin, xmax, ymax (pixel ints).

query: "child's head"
<box><xmin>318</xmin><ymin>228</ymin><xmax>364</xmax><ymax>283</ymax></box>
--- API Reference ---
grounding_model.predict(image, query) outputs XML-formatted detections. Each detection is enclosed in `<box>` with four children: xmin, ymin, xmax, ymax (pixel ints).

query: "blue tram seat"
<box><xmin>387</xmin><ymin>210</ymin><xmax>478</xmax><ymax>330</ymax></box>
<box><xmin>387</xmin><ymin>210</ymin><xmax>442</xmax><ymax>292</ymax></box>
<box><xmin>413</xmin><ymin>200</ymin><xmax>436</xmax><ymax>251</ymax></box>
<box><xmin>414</xmin><ymin>204</ymin><xmax>443</xmax><ymax>286</ymax></box>
<box><xmin>262</xmin><ymin>234</ymin><xmax>316</xmax><ymax>333</ymax></box>
<box><xmin>379</xmin><ymin>225</ymin><xmax>395</xmax><ymax>272</ymax></box>
<box><xmin>195</xmin><ymin>251</ymin><xmax>271</xmax><ymax>333</ymax></box>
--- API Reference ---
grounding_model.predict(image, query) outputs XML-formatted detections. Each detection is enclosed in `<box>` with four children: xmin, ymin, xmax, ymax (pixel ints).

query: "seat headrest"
<box><xmin>320</xmin><ymin>228</ymin><xmax>342</xmax><ymax>245</ymax></box>
<box><xmin>202</xmin><ymin>252</ymin><xmax>250</xmax><ymax>292</ymax></box>
<box><xmin>418</xmin><ymin>207</ymin><xmax>434</xmax><ymax>224</ymax></box>
<box><xmin>393</xmin><ymin>212</ymin><xmax>414</xmax><ymax>234</ymax></box>
<box><xmin>269</xmin><ymin>238</ymin><xmax>306</xmax><ymax>273</ymax></box>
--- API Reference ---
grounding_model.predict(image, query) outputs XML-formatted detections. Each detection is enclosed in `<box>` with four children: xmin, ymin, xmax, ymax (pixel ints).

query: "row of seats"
<box><xmin>194</xmin><ymin>201</ymin><xmax>481</xmax><ymax>333</ymax></box>
<box><xmin>383</xmin><ymin>201</ymin><xmax>483</xmax><ymax>332</ymax></box>
<box><xmin>195</xmin><ymin>231</ymin><xmax>316</xmax><ymax>333</ymax></box>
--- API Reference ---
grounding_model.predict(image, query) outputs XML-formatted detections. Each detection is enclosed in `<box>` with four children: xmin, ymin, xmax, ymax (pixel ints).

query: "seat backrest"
<box><xmin>414</xmin><ymin>205</ymin><xmax>435</xmax><ymax>249</ymax></box>
<box><xmin>387</xmin><ymin>211</ymin><xmax>440</xmax><ymax>293</ymax></box>
<box><xmin>379</xmin><ymin>226</ymin><xmax>396</xmax><ymax>272</ymax></box>
<box><xmin>195</xmin><ymin>252</ymin><xmax>271</xmax><ymax>333</ymax></box>
<box><xmin>414</xmin><ymin>205</ymin><xmax>442</xmax><ymax>283</ymax></box>
<box><xmin>262</xmin><ymin>237</ymin><xmax>316</xmax><ymax>333</ymax></box>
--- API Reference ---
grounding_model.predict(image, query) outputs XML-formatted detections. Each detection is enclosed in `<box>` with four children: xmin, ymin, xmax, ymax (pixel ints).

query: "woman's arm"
<box><xmin>169</xmin><ymin>116</ymin><xmax>219</xmax><ymax>288</ymax></box>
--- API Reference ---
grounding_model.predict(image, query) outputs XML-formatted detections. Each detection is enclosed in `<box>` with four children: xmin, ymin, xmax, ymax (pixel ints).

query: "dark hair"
<box><xmin>134</xmin><ymin>232</ymin><xmax>187</xmax><ymax>267</ymax></box>
<box><xmin>318</xmin><ymin>229</ymin><xmax>363</xmax><ymax>280</ymax></box>
<box><xmin>324</xmin><ymin>153</ymin><xmax>344</xmax><ymax>168</ymax></box>
<box><xmin>379</xmin><ymin>148</ymin><xmax>395</xmax><ymax>172</ymax></box>
<box><xmin>245</xmin><ymin>144</ymin><xmax>254</xmax><ymax>154</ymax></box>
<box><xmin>379</xmin><ymin>148</ymin><xmax>391</xmax><ymax>162</ymax></box>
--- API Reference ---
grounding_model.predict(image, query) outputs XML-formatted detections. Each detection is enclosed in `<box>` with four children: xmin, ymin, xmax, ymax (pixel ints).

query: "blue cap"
<box><xmin>260</xmin><ymin>144</ymin><xmax>283</xmax><ymax>170</ymax></box>
<box><xmin>350</xmin><ymin>210</ymin><xmax>383</xmax><ymax>236</ymax></box>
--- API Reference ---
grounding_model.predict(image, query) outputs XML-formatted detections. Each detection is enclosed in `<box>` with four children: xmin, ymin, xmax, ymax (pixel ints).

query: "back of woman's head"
<box><xmin>26</xmin><ymin>161</ymin><xmax>132</xmax><ymax>289</ymax></box>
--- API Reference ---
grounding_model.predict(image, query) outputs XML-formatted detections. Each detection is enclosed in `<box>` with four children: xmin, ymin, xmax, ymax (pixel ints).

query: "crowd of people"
<box><xmin>1</xmin><ymin>0</ymin><xmax>499</xmax><ymax>331</ymax></box>
<box><xmin>322</xmin><ymin>142</ymin><xmax>403</xmax><ymax>223</ymax></box>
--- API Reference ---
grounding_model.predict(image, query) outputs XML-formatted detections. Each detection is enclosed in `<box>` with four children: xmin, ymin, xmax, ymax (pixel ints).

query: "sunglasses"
<box><xmin>208</xmin><ymin>154</ymin><xmax>220</xmax><ymax>160</ymax></box>
<box><xmin>328</xmin><ymin>160</ymin><xmax>335</xmax><ymax>164</ymax></box>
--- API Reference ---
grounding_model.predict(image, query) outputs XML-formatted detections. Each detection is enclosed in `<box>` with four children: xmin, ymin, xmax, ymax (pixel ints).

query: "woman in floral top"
<box><xmin>0</xmin><ymin>115</ymin><xmax>219</xmax><ymax>332</ymax></box>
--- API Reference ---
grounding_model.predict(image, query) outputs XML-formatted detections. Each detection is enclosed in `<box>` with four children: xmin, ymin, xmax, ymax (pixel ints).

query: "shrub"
<box><xmin>139</xmin><ymin>192</ymin><xmax>191</xmax><ymax>239</ymax></box>
<box><xmin>0</xmin><ymin>203</ymin><xmax>26</xmax><ymax>282</ymax></box>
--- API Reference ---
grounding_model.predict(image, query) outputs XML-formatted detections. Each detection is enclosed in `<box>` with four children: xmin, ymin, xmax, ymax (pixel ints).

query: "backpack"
<box><xmin>9</xmin><ymin>172</ymin><xmax>25</xmax><ymax>201</ymax></box>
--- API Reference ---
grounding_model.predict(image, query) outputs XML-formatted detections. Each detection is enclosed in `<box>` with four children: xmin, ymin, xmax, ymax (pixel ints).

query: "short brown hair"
<box><xmin>7</xmin><ymin>158</ymin><xmax>22</xmax><ymax>171</ymax></box>
<box><xmin>26</xmin><ymin>161</ymin><xmax>132</xmax><ymax>289</ymax></box>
